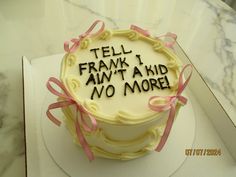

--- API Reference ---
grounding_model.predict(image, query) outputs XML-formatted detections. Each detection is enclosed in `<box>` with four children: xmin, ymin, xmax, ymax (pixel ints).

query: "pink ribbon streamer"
<box><xmin>130</xmin><ymin>25</ymin><xmax>177</xmax><ymax>48</ymax></box>
<box><xmin>46</xmin><ymin>77</ymin><xmax>97</xmax><ymax>161</ymax></box>
<box><xmin>64</xmin><ymin>20</ymin><xmax>105</xmax><ymax>52</ymax></box>
<box><xmin>148</xmin><ymin>64</ymin><xmax>193</xmax><ymax>152</ymax></box>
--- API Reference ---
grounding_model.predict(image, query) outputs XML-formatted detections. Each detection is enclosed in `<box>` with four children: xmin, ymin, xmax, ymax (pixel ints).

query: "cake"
<box><xmin>46</xmin><ymin>20</ymin><xmax>192</xmax><ymax>161</ymax></box>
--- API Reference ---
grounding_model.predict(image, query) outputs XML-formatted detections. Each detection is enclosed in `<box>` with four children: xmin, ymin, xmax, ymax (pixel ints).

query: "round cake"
<box><xmin>46</xmin><ymin>20</ymin><xmax>192</xmax><ymax>161</ymax></box>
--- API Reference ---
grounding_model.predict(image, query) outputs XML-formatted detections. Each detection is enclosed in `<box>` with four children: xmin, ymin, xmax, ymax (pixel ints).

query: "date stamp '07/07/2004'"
<box><xmin>185</xmin><ymin>149</ymin><xmax>221</xmax><ymax>156</ymax></box>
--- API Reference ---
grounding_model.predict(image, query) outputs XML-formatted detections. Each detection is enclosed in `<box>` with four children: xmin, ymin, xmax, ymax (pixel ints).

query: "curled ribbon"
<box><xmin>46</xmin><ymin>77</ymin><xmax>97</xmax><ymax>161</ymax></box>
<box><xmin>130</xmin><ymin>25</ymin><xmax>150</xmax><ymax>37</ymax></box>
<box><xmin>155</xmin><ymin>32</ymin><xmax>177</xmax><ymax>49</ymax></box>
<box><xmin>64</xmin><ymin>20</ymin><xmax>105</xmax><ymax>52</ymax></box>
<box><xmin>130</xmin><ymin>25</ymin><xmax>177</xmax><ymax>48</ymax></box>
<box><xmin>148</xmin><ymin>64</ymin><xmax>193</xmax><ymax>152</ymax></box>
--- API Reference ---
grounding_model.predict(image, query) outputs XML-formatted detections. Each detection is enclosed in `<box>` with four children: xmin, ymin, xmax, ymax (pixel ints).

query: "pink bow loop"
<box><xmin>148</xmin><ymin>96</ymin><xmax>176</xmax><ymax>112</ymax></box>
<box><xmin>130</xmin><ymin>25</ymin><xmax>150</xmax><ymax>37</ymax></box>
<box><xmin>156</xmin><ymin>32</ymin><xmax>177</xmax><ymax>48</ymax></box>
<box><xmin>148</xmin><ymin>64</ymin><xmax>193</xmax><ymax>152</ymax></box>
<box><xmin>46</xmin><ymin>77</ymin><xmax>97</xmax><ymax>161</ymax></box>
<box><xmin>130</xmin><ymin>24</ymin><xmax>177</xmax><ymax>48</ymax></box>
<box><xmin>64</xmin><ymin>20</ymin><xmax>105</xmax><ymax>53</ymax></box>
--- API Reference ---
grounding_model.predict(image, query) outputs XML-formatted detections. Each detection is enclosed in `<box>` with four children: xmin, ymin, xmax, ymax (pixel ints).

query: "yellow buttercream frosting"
<box><xmin>60</xmin><ymin>27</ymin><xmax>183</xmax><ymax>160</ymax></box>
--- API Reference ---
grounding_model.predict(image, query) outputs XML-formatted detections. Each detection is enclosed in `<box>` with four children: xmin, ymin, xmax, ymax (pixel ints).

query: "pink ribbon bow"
<box><xmin>148</xmin><ymin>64</ymin><xmax>193</xmax><ymax>152</ymax></box>
<box><xmin>46</xmin><ymin>77</ymin><xmax>97</xmax><ymax>161</ymax></box>
<box><xmin>130</xmin><ymin>25</ymin><xmax>177</xmax><ymax>48</ymax></box>
<box><xmin>64</xmin><ymin>20</ymin><xmax>105</xmax><ymax>52</ymax></box>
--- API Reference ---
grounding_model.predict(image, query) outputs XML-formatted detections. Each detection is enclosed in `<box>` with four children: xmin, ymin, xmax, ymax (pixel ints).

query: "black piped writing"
<box><xmin>135</xmin><ymin>54</ymin><xmax>143</xmax><ymax>65</ymax></box>
<box><xmin>90</xmin><ymin>48</ymin><xmax>99</xmax><ymax>59</ymax></box>
<box><xmin>119</xmin><ymin>57</ymin><xmax>129</xmax><ymax>68</ymax></box>
<box><xmin>78</xmin><ymin>62</ymin><xmax>87</xmax><ymax>75</ymax></box>
<box><xmin>102</xmin><ymin>46</ymin><xmax>110</xmax><ymax>58</ymax></box>
<box><xmin>124</xmin><ymin>81</ymin><xmax>141</xmax><ymax>96</ymax></box>
<box><xmin>157</xmin><ymin>77</ymin><xmax>165</xmax><ymax>89</ymax></box>
<box><xmin>117</xmin><ymin>69</ymin><xmax>126</xmax><ymax>80</ymax></box>
<box><xmin>145</xmin><ymin>65</ymin><xmax>155</xmax><ymax>76</ymax></box>
<box><xmin>80</xmin><ymin>44</ymin><xmax>171</xmax><ymax>100</ymax></box>
<box><xmin>149</xmin><ymin>78</ymin><xmax>160</xmax><ymax>90</ymax></box>
<box><xmin>91</xmin><ymin>86</ymin><xmax>104</xmax><ymax>99</ymax></box>
<box><xmin>86</xmin><ymin>73</ymin><xmax>96</xmax><ymax>85</ymax></box>
<box><xmin>124</xmin><ymin>77</ymin><xmax>170</xmax><ymax>96</ymax></box>
<box><xmin>121</xmin><ymin>44</ymin><xmax>132</xmax><ymax>54</ymax></box>
<box><xmin>133</xmin><ymin>66</ymin><xmax>143</xmax><ymax>78</ymax></box>
<box><xmin>164</xmin><ymin>75</ymin><xmax>170</xmax><ymax>89</ymax></box>
<box><xmin>157</xmin><ymin>76</ymin><xmax>170</xmax><ymax>89</ymax></box>
<box><xmin>111</xmin><ymin>46</ymin><xmax>121</xmax><ymax>56</ymax></box>
<box><xmin>141</xmin><ymin>79</ymin><xmax>150</xmax><ymax>92</ymax></box>
<box><xmin>90</xmin><ymin>85</ymin><xmax>115</xmax><ymax>99</ymax></box>
<box><xmin>89</xmin><ymin>45</ymin><xmax>132</xmax><ymax>59</ymax></box>
<box><xmin>106</xmin><ymin>85</ymin><xmax>115</xmax><ymax>97</ymax></box>
<box><xmin>159</xmin><ymin>64</ymin><xmax>168</xmax><ymax>75</ymax></box>
<box><xmin>86</xmin><ymin>71</ymin><xmax>112</xmax><ymax>85</ymax></box>
<box><xmin>109</xmin><ymin>59</ymin><xmax>119</xmax><ymax>69</ymax></box>
<box><xmin>98</xmin><ymin>60</ymin><xmax>109</xmax><ymax>71</ymax></box>
<box><xmin>100</xmin><ymin>71</ymin><xmax>112</xmax><ymax>84</ymax></box>
<box><xmin>88</xmin><ymin>62</ymin><xmax>97</xmax><ymax>73</ymax></box>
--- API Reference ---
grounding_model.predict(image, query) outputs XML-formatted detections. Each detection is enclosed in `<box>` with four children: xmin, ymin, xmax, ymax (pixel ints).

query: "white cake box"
<box><xmin>22</xmin><ymin>42</ymin><xmax>236</xmax><ymax>177</ymax></box>
<box><xmin>173</xmin><ymin>43</ymin><xmax>236</xmax><ymax>160</ymax></box>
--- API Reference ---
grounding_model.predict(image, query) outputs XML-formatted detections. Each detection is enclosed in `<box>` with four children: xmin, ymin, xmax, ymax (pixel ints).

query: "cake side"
<box><xmin>61</xmin><ymin>103</ymin><xmax>182</xmax><ymax>160</ymax></box>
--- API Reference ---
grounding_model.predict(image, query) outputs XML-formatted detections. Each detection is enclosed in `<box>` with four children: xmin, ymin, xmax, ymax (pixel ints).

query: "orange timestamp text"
<box><xmin>185</xmin><ymin>148</ymin><xmax>221</xmax><ymax>156</ymax></box>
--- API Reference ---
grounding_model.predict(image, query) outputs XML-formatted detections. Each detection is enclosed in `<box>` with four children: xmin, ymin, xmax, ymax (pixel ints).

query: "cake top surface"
<box><xmin>60</xmin><ymin>23</ymin><xmax>182</xmax><ymax>124</ymax></box>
